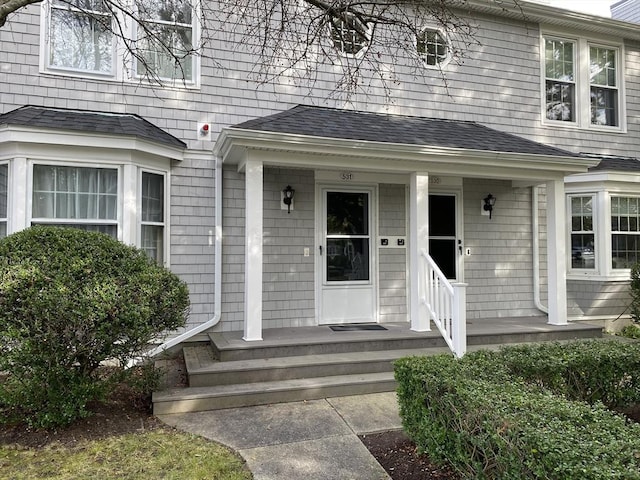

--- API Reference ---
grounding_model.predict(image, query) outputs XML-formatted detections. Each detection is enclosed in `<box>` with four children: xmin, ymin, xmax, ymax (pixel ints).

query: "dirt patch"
<box><xmin>360</xmin><ymin>430</ymin><xmax>459</xmax><ymax>480</ymax></box>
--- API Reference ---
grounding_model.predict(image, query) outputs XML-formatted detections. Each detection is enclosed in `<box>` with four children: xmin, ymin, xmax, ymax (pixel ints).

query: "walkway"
<box><xmin>157</xmin><ymin>392</ymin><xmax>402</xmax><ymax>479</ymax></box>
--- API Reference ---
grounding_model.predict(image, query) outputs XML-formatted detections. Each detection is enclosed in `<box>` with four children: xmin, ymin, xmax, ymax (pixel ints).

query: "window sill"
<box><xmin>567</xmin><ymin>273</ymin><xmax>630</xmax><ymax>282</ymax></box>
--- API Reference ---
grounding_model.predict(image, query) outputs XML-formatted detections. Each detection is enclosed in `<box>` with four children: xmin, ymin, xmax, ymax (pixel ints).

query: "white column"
<box><xmin>409</xmin><ymin>173</ymin><xmax>430</xmax><ymax>332</ymax></box>
<box><xmin>11</xmin><ymin>157</ymin><xmax>28</xmax><ymax>233</ymax></box>
<box><xmin>244</xmin><ymin>159</ymin><xmax>264</xmax><ymax>341</ymax></box>
<box><xmin>546</xmin><ymin>179</ymin><xmax>568</xmax><ymax>325</ymax></box>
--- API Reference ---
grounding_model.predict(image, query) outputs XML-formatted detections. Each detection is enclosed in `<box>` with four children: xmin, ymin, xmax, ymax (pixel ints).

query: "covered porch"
<box><xmin>213</xmin><ymin>105</ymin><xmax>601</xmax><ymax>357</ymax></box>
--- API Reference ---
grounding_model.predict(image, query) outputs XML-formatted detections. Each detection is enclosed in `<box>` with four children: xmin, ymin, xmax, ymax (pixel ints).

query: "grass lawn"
<box><xmin>0</xmin><ymin>429</ymin><xmax>252</xmax><ymax>480</ymax></box>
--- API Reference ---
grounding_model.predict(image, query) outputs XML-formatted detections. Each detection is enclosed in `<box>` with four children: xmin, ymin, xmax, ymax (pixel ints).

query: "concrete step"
<box><xmin>184</xmin><ymin>345</ymin><xmax>453</xmax><ymax>387</ymax></box>
<box><xmin>153</xmin><ymin>372</ymin><xmax>397</xmax><ymax>414</ymax></box>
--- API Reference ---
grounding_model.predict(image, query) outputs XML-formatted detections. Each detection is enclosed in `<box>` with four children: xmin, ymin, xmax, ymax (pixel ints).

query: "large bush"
<box><xmin>395</xmin><ymin>342</ymin><xmax>640</xmax><ymax>479</ymax></box>
<box><xmin>0</xmin><ymin>226</ymin><xmax>189</xmax><ymax>428</ymax></box>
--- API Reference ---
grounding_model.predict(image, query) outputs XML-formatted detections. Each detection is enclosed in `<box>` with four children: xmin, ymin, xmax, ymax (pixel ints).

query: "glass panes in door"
<box><xmin>325</xmin><ymin>191</ymin><xmax>370</xmax><ymax>282</ymax></box>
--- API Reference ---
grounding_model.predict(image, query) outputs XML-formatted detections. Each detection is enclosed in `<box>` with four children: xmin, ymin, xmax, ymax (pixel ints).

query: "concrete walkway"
<box><xmin>157</xmin><ymin>392</ymin><xmax>402</xmax><ymax>479</ymax></box>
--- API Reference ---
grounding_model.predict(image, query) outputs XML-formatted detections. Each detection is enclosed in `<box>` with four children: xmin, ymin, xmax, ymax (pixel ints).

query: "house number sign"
<box><xmin>340</xmin><ymin>172</ymin><xmax>354</xmax><ymax>181</ymax></box>
<box><xmin>430</xmin><ymin>177</ymin><xmax>441</xmax><ymax>184</ymax></box>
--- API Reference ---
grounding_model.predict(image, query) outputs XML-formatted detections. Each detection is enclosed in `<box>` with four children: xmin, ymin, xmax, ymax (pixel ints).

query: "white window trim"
<box><xmin>39</xmin><ymin>0</ymin><xmax>200</xmax><ymax>88</ymax></box>
<box><xmin>329</xmin><ymin>13</ymin><xmax>372</xmax><ymax>59</ymax></box>
<box><xmin>139</xmin><ymin>167</ymin><xmax>170</xmax><ymax>266</ymax></box>
<box><xmin>566</xmin><ymin>187</ymin><xmax>640</xmax><ymax>281</ymax></box>
<box><xmin>567</xmin><ymin>193</ymin><xmax>598</xmax><ymax>277</ymax></box>
<box><xmin>0</xmin><ymin>161</ymin><xmax>9</xmax><ymax>237</ymax></box>
<box><xmin>416</xmin><ymin>26</ymin><xmax>452</xmax><ymax>69</ymax></box>
<box><xmin>27</xmin><ymin>160</ymin><xmax>123</xmax><ymax>238</ymax></box>
<box><xmin>541</xmin><ymin>31</ymin><xmax>626</xmax><ymax>133</ymax></box>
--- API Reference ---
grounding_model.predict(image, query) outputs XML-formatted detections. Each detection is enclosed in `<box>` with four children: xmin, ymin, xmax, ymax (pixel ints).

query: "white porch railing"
<box><xmin>421</xmin><ymin>249</ymin><xmax>467</xmax><ymax>358</ymax></box>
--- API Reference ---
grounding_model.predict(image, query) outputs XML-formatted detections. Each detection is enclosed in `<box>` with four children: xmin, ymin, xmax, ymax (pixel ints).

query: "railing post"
<box><xmin>451</xmin><ymin>283</ymin><xmax>468</xmax><ymax>358</ymax></box>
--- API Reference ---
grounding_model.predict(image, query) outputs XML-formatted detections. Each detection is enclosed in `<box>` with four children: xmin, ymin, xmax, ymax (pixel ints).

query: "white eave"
<box><xmin>214</xmin><ymin>127</ymin><xmax>600</xmax><ymax>180</ymax></box>
<box><xmin>0</xmin><ymin>125</ymin><xmax>185</xmax><ymax>161</ymax></box>
<box><xmin>467</xmin><ymin>0</ymin><xmax>640</xmax><ymax>41</ymax></box>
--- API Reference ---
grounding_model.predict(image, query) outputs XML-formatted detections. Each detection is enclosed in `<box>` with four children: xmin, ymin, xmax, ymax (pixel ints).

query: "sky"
<box><xmin>546</xmin><ymin>1</ymin><xmax>617</xmax><ymax>17</ymax></box>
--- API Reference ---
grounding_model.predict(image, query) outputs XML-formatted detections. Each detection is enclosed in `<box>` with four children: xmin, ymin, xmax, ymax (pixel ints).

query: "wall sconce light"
<box><xmin>282</xmin><ymin>185</ymin><xmax>295</xmax><ymax>214</ymax></box>
<box><xmin>483</xmin><ymin>194</ymin><xmax>496</xmax><ymax>219</ymax></box>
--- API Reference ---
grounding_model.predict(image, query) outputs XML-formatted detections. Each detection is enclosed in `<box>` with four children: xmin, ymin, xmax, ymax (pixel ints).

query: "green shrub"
<box><xmin>395</xmin><ymin>353</ymin><xmax>640</xmax><ymax>479</ymax></box>
<box><xmin>620</xmin><ymin>324</ymin><xmax>640</xmax><ymax>339</ymax></box>
<box><xmin>499</xmin><ymin>340</ymin><xmax>640</xmax><ymax>408</ymax></box>
<box><xmin>0</xmin><ymin>226</ymin><xmax>189</xmax><ymax>428</ymax></box>
<box><xmin>630</xmin><ymin>263</ymin><xmax>640</xmax><ymax>323</ymax></box>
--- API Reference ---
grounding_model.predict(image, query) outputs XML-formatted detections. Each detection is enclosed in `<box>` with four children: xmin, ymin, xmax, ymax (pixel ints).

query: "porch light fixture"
<box><xmin>283</xmin><ymin>185</ymin><xmax>295</xmax><ymax>213</ymax></box>
<box><xmin>483</xmin><ymin>194</ymin><xmax>496</xmax><ymax>219</ymax></box>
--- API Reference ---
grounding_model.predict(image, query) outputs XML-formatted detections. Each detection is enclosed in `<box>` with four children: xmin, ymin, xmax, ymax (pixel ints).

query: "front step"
<box><xmin>185</xmin><ymin>346</ymin><xmax>452</xmax><ymax>387</ymax></box>
<box><xmin>153</xmin><ymin>319</ymin><xmax>604</xmax><ymax>415</ymax></box>
<box><xmin>153</xmin><ymin>372</ymin><xmax>396</xmax><ymax>414</ymax></box>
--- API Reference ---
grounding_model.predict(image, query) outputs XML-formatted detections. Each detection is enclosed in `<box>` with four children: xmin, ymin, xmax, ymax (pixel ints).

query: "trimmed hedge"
<box><xmin>395</xmin><ymin>341</ymin><xmax>640</xmax><ymax>479</ymax></box>
<box><xmin>0</xmin><ymin>226</ymin><xmax>190</xmax><ymax>428</ymax></box>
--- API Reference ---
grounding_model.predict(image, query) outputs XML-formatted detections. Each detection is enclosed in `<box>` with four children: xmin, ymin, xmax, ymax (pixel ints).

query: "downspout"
<box><xmin>148</xmin><ymin>156</ymin><xmax>223</xmax><ymax>357</ymax></box>
<box><xmin>532</xmin><ymin>185</ymin><xmax>549</xmax><ymax>314</ymax></box>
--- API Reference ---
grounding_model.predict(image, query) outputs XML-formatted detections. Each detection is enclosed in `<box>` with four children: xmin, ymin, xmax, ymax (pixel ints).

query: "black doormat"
<box><xmin>329</xmin><ymin>324</ymin><xmax>388</xmax><ymax>331</ymax></box>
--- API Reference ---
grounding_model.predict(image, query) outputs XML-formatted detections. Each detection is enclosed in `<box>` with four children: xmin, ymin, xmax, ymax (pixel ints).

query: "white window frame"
<box><xmin>416</xmin><ymin>27</ymin><xmax>452</xmax><ymax>69</ymax></box>
<box><xmin>40</xmin><ymin>0</ymin><xmax>200</xmax><ymax>88</ymax></box>
<box><xmin>0</xmin><ymin>162</ymin><xmax>9</xmax><ymax>238</ymax></box>
<box><xmin>609</xmin><ymin>194</ymin><xmax>640</xmax><ymax>272</ymax></box>
<box><xmin>567</xmin><ymin>193</ymin><xmax>597</xmax><ymax>275</ymax></box>
<box><xmin>329</xmin><ymin>12</ymin><xmax>372</xmax><ymax>58</ymax></box>
<box><xmin>139</xmin><ymin>168</ymin><xmax>170</xmax><ymax>266</ymax></box>
<box><xmin>28</xmin><ymin>160</ymin><xmax>122</xmax><ymax>237</ymax></box>
<box><xmin>541</xmin><ymin>31</ymin><xmax>625</xmax><ymax>132</ymax></box>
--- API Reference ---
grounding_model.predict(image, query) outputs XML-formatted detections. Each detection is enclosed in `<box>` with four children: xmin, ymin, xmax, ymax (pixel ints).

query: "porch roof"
<box><xmin>217</xmin><ymin>106</ymin><xmax>599</xmax><ymax>179</ymax></box>
<box><xmin>232</xmin><ymin>105</ymin><xmax>574</xmax><ymax>158</ymax></box>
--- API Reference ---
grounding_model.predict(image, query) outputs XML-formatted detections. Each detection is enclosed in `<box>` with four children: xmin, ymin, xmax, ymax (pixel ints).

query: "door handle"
<box><xmin>458</xmin><ymin>239</ymin><xmax>462</xmax><ymax>254</ymax></box>
<box><xmin>319</xmin><ymin>245</ymin><xmax>323</xmax><ymax>256</ymax></box>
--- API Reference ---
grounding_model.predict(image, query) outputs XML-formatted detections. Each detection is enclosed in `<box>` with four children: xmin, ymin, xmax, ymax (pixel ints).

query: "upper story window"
<box><xmin>42</xmin><ymin>0</ymin><xmax>198</xmax><ymax>85</ymax></box>
<box><xmin>543</xmin><ymin>34</ymin><xmax>622</xmax><ymax>130</ymax></box>
<box><xmin>0</xmin><ymin>164</ymin><xmax>7</xmax><ymax>239</ymax></box>
<box><xmin>545</xmin><ymin>38</ymin><xmax>575</xmax><ymax>122</ymax></box>
<box><xmin>417</xmin><ymin>29</ymin><xmax>449</xmax><ymax>67</ymax></box>
<box><xmin>47</xmin><ymin>0</ymin><xmax>114</xmax><ymax>75</ymax></box>
<box><xmin>590</xmin><ymin>46</ymin><xmax>618</xmax><ymax>127</ymax></box>
<box><xmin>135</xmin><ymin>0</ymin><xmax>195</xmax><ymax>82</ymax></box>
<box><xmin>330</xmin><ymin>13</ymin><xmax>370</xmax><ymax>56</ymax></box>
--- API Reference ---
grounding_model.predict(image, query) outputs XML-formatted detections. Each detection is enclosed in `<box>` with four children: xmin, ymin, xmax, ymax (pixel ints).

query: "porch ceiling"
<box><xmin>215</xmin><ymin>106</ymin><xmax>599</xmax><ymax>181</ymax></box>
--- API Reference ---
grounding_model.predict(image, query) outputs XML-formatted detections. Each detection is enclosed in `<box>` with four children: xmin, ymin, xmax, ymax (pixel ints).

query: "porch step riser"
<box><xmin>212</xmin><ymin>336</ymin><xmax>448</xmax><ymax>362</ymax></box>
<box><xmin>211</xmin><ymin>329</ymin><xmax>602</xmax><ymax>362</ymax></box>
<box><xmin>189</xmin><ymin>360</ymin><xmax>396</xmax><ymax>387</ymax></box>
<box><xmin>154</xmin><ymin>378</ymin><xmax>396</xmax><ymax>415</ymax></box>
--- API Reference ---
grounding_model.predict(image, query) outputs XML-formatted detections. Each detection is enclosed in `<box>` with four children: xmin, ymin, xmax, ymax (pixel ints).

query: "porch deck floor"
<box><xmin>210</xmin><ymin>316</ymin><xmax>602</xmax><ymax>351</ymax></box>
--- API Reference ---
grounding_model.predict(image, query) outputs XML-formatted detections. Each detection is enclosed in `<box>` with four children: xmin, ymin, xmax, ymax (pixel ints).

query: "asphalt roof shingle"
<box><xmin>0</xmin><ymin>105</ymin><xmax>186</xmax><ymax>149</ymax></box>
<box><xmin>582</xmin><ymin>153</ymin><xmax>640</xmax><ymax>172</ymax></box>
<box><xmin>232</xmin><ymin>105</ymin><xmax>577</xmax><ymax>157</ymax></box>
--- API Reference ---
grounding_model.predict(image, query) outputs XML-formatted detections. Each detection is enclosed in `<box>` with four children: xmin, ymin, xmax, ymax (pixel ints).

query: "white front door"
<box><xmin>317</xmin><ymin>187</ymin><xmax>376</xmax><ymax>324</ymax></box>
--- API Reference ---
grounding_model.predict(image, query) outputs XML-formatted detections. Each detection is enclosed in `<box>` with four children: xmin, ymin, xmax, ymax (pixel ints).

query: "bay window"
<box><xmin>0</xmin><ymin>164</ymin><xmax>7</xmax><ymax>238</ymax></box>
<box><xmin>141</xmin><ymin>171</ymin><xmax>165</xmax><ymax>264</ymax></box>
<box><xmin>611</xmin><ymin>196</ymin><xmax>640</xmax><ymax>269</ymax></box>
<box><xmin>570</xmin><ymin>195</ymin><xmax>595</xmax><ymax>269</ymax></box>
<box><xmin>543</xmin><ymin>33</ymin><xmax>622</xmax><ymax>130</ymax></box>
<box><xmin>32</xmin><ymin>165</ymin><xmax>118</xmax><ymax>236</ymax></box>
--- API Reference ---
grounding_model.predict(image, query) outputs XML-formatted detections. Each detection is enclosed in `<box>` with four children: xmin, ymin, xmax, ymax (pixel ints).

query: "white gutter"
<box><xmin>532</xmin><ymin>185</ymin><xmax>548</xmax><ymax>315</ymax></box>
<box><xmin>148</xmin><ymin>156</ymin><xmax>223</xmax><ymax>357</ymax></box>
